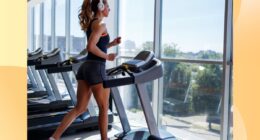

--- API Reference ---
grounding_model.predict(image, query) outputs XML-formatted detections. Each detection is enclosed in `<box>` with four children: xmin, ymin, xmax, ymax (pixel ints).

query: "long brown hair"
<box><xmin>78</xmin><ymin>0</ymin><xmax>105</xmax><ymax>32</ymax></box>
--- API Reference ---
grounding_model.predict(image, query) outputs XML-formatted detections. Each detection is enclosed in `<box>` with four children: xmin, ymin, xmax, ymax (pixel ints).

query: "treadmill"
<box><xmin>28</xmin><ymin>54</ymin><xmax>112</xmax><ymax>131</ymax></box>
<box><xmin>27</xmin><ymin>48</ymin><xmax>50</xmax><ymax>99</ymax></box>
<box><xmin>27</xmin><ymin>48</ymin><xmax>43</xmax><ymax>89</ymax></box>
<box><xmin>28</xmin><ymin>48</ymin><xmax>72</xmax><ymax>113</ymax></box>
<box><xmin>27</xmin><ymin>48</ymin><xmax>62</xmax><ymax>99</ymax></box>
<box><xmin>104</xmin><ymin>51</ymin><xmax>176</xmax><ymax>140</ymax></box>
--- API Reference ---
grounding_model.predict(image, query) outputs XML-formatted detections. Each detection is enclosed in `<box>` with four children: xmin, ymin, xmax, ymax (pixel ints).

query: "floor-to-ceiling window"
<box><xmin>69</xmin><ymin>0</ymin><xmax>86</xmax><ymax>86</ymax></box>
<box><xmin>43</xmin><ymin>0</ymin><xmax>52</xmax><ymax>52</ymax></box>
<box><xmin>161</xmin><ymin>0</ymin><xmax>224</xmax><ymax>60</ymax></box>
<box><xmin>160</xmin><ymin>0</ymin><xmax>225</xmax><ymax>140</ymax></box>
<box><xmin>118</xmin><ymin>0</ymin><xmax>154</xmax><ymax>57</ymax></box>
<box><xmin>70</xmin><ymin>0</ymin><xmax>86</xmax><ymax>55</ymax></box>
<box><xmin>34</xmin><ymin>4</ymin><xmax>41</xmax><ymax>50</ymax></box>
<box><xmin>118</xmin><ymin>0</ymin><xmax>155</xmax><ymax>127</ymax></box>
<box><xmin>28</xmin><ymin>0</ymin><xmax>232</xmax><ymax>139</ymax></box>
<box><xmin>55</xmin><ymin>0</ymin><xmax>66</xmax><ymax>59</ymax></box>
<box><xmin>118</xmin><ymin>0</ymin><xmax>230</xmax><ymax>139</ymax></box>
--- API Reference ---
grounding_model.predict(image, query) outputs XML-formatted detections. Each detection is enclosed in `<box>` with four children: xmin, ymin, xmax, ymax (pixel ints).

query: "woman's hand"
<box><xmin>106</xmin><ymin>53</ymin><xmax>117</xmax><ymax>61</ymax></box>
<box><xmin>110</xmin><ymin>37</ymin><xmax>121</xmax><ymax>47</ymax></box>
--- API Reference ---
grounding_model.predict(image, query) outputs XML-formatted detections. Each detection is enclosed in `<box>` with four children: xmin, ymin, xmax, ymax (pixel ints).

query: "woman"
<box><xmin>49</xmin><ymin>0</ymin><xmax>120</xmax><ymax>139</ymax></box>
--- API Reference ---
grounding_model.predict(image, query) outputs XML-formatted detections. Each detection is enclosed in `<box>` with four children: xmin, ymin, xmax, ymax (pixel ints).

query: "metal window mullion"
<box><xmin>157</xmin><ymin>76</ymin><xmax>164</xmax><ymax>127</ymax></box>
<box><xmin>113</xmin><ymin>0</ymin><xmax>119</xmax><ymax>68</ymax></box>
<box><xmin>116</xmin><ymin>0</ymin><xmax>120</xmax><ymax>53</ymax></box>
<box><xmin>65</xmin><ymin>0</ymin><xmax>70</xmax><ymax>59</ymax></box>
<box><xmin>114</xmin><ymin>0</ymin><xmax>121</xmax><ymax>116</ymax></box>
<box><xmin>66</xmin><ymin>0</ymin><xmax>73</xmax><ymax>83</ymax></box>
<box><xmin>31</xmin><ymin>7</ymin><xmax>35</xmax><ymax>50</ymax></box>
<box><xmin>228</xmin><ymin>25</ymin><xmax>233</xmax><ymax>140</ymax></box>
<box><xmin>51</xmin><ymin>0</ymin><xmax>55</xmax><ymax>50</ymax></box>
<box><xmin>40</xmin><ymin>3</ymin><xmax>44</xmax><ymax>49</ymax></box>
<box><xmin>221</xmin><ymin>0</ymin><xmax>233</xmax><ymax>140</ymax></box>
<box><xmin>119</xmin><ymin>56</ymin><xmax>223</xmax><ymax>65</ymax></box>
<box><xmin>116</xmin><ymin>0</ymin><xmax>120</xmax><ymax>68</ymax></box>
<box><xmin>161</xmin><ymin>58</ymin><xmax>223</xmax><ymax>64</ymax></box>
<box><xmin>153</xmin><ymin>0</ymin><xmax>162</xmax><ymax>59</ymax></box>
<box><xmin>152</xmin><ymin>0</ymin><xmax>162</xmax><ymax>127</ymax></box>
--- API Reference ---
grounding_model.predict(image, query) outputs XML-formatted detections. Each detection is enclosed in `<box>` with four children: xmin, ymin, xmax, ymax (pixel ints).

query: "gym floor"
<box><xmin>61</xmin><ymin>124</ymin><xmax>121</xmax><ymax>140</ymax></box>
<box><xmin>28</xmin><ymin>119</ymin><xmax>143</xmax><ymax>140</ymax></box>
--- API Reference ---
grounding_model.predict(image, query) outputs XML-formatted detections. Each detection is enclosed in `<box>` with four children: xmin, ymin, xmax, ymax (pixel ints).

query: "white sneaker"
<box><xmin>49</xmin><ymin>137</ymin><xmax>56</xmax><ymax>140</ymax></box>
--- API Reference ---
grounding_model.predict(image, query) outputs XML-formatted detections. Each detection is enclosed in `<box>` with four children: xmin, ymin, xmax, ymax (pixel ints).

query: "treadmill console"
<box><xmin>122</xmin><ymin>51</ymin><xmax>154</xmax><ymax>72</ymax></box>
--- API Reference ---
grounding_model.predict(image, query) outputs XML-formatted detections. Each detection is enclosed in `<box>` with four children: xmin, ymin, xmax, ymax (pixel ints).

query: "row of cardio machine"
<box><xmin>27</xmin><ymin>48</ymin><xmax>110</xmax><ymax>135</ymax></box>
<box><xmin>27</xmin><ymin>48</ymin><xmax>176</xmax><ymax>140</ymax></box>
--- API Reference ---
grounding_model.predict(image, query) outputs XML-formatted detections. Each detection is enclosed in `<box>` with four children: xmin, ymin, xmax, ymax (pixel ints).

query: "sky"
<box><xmin>119</xmin><ymin>0</ymin><xmax>225</xmax><ymax>53</ymax></box>
<box><xmin>35</xmin><ymin>0</ymin><xmax>225</xmax><ymax>53</ymax></box>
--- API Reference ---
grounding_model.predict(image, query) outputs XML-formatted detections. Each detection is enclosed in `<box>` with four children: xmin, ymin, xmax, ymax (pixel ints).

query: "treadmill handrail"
<box><xmin>28</xmin><ymin>48</ymin><xmax>61</xmax><ymax>65</ymax></box>
<box><xmin>43</xmin><ymin>48</ymin><xmax>60</xmax><ymax>59</ymax></box>
<box><xmin>28</xmin><ymin>48</ymin><xmax>42</xmax><ymax>57</ymax></box>
<box><xmin>103</xmin><ymin>58</ymin><xmax>162</xmax><ymax>88</ymax></box>
<box><xmin>35</xmin><ymin>54</ymin><xmax>87</xmax><ymax>71</ymax></box>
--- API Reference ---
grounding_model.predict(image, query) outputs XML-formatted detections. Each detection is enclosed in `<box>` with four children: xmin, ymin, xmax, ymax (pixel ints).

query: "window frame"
<box><xmin>116</xmin><ymin>0</ymin><xmax>233</xmax><ymax>140</ymax></box>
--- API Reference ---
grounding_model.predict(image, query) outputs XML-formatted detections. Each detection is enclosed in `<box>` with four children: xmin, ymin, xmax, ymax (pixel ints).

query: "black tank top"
<box><xmin>86</xmin><ymin>18</ymin><xmax>110</xmax><ymax>62</ymax></box>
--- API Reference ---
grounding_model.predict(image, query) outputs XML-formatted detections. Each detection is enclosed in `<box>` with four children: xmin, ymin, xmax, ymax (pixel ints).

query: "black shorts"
<box><xmin>76</xmin><ymin>60</ymin><xmax>106</xmax><ymax>85</ymax></box>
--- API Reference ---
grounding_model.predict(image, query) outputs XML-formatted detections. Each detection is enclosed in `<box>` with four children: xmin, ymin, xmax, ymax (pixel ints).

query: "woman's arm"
<box><xmin>107</xmin><ymin>37</ymin><xmax>121</xmax><ymax>48</ymax></box>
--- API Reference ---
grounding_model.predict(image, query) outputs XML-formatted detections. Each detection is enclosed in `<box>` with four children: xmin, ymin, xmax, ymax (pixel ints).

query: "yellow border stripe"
<box><xmin>0</xmin><ymin>0</ymin><xmax>27</xmax><ymax>140</ymax></box>
<box><xmin>234</xmin><ymin>0</ymin><xmax>260</xmax><ymax>139</ymax></box>
<box><xmin>0</xmin><ymin>1</ymin><xmax>26</xmax><ymax>67</ymax></box>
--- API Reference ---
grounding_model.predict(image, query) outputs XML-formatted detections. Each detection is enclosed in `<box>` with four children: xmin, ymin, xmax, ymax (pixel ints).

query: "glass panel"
<box><xmin>43</xmin><ymin>0</ymin><xmax>52</xmax><ymax>52</ymax></box>
<box><xmin>116</xmin><ymin>58</ymin><xmax>154</xmax><ymax>128</ymax></box>
<box><xmin>161</xmin><ymin>0</ymin><xmax>225</xmax><ymax>60</ymax></box>
<box><xmin>70</xmin><ymin>0</ymin><xmax>86</xmax><ymax>55</ymax></box>
<box><xmin>34</xmin><ymin>4</ymin><xmax>41</xmax><ymax>50</ymax></box>
<box><xmin>55</xmin><ymin>0</ymin><xmax>66</xmax><ymax>58</ymax></box>
<box><xmin>28</xmin><ymin>7</ymin><xmax>33</xmax><ymax>51</ymax></box>
<box><xmin>119</xmin><ymin>0</ymin><xmax>154</xmax><ymax>57</ymax></box>
<box><xmin>161</xmin><ymin>61</ymin><xmax>222</xmax><ymax>140</ymax></box>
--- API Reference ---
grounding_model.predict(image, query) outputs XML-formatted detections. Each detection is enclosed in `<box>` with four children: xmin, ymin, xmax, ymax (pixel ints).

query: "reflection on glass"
<box><xmin>34</xmin><ymin>4</ymin><xmax>41</xmax><ymax>50</ymax></box>
<box><xmin>70</xmin><ymin>0</ymin><xmax>86</xmax><ymax>54</ymax></box>
<box><xmin>161</xmin><ymin>0</ymin><xmax>225</xmax><ymax>60</ymax></box>
<box><xmin>117</xmin><ymin>58</ymin><xmax>153</xmax><ymax>127</ymax></box>
<box><xmin>119</xmin><ymin>0</ymin><xmax>154</xmax><ymax>56</ymax></box>
<box><xmin>43</xmin><ymin>0</ymin><xmax>52</xmax><ymax>52</ymax></box>
<box><xmin>55</xmin><ymin>0</ymin><xmax>66</xmax><ymax>56</ymax></box>
<box><xmin>161</xmin><ymin>61</ymin><xmax>222</xmax><ymax>140</ymax></box>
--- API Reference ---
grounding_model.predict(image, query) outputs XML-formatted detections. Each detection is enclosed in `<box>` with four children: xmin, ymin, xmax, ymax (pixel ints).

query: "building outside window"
<box><xmin>55</xmin><ymin>0</ymin><xmax>66</xmax><ymax>59</ymax></box>
<box><xmin>70</xmin><ymin>0</ymin><xmax>86</xmax><ymax>55</ymax></box>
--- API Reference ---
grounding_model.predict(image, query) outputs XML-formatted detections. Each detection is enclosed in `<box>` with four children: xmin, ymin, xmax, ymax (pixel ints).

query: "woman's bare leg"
<box><xmin>91</xmin><ymin>83</ymin><xmax>110</xmax><ymax>140</ymax></box>
<box><xmin>51</xmin><ymin>80</ymin><xmax>92</xmax><ymax>140</ymax></box>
